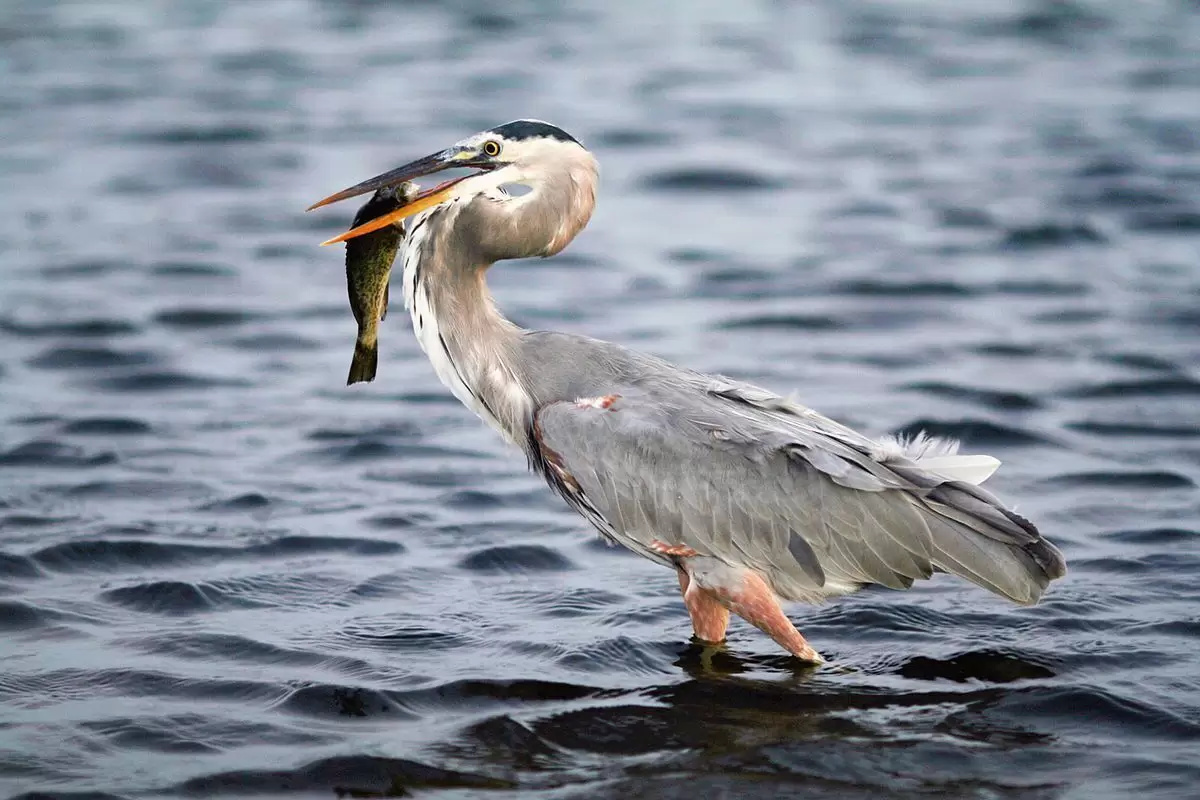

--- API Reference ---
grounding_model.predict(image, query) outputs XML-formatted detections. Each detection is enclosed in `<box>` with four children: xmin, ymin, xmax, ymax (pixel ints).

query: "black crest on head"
<box><xmin>489</xmin><ymin>120</ymin><xmax>580</xmax><ymax>145</ymax></box>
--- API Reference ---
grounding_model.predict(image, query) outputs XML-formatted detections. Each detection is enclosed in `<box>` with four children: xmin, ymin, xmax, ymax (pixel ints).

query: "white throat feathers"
<box><xmin>400</xmin><ymin>203</ymin><xmax>530</xmax><ymax>445</ymax></box>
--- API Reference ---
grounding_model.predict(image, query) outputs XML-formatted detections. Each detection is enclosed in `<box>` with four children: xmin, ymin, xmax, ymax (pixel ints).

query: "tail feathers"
<box><xmin>873</xmin><ymin>431</ymin><xmax>1000</xmax><ymax>486</ymax></box>
<box><xmin>347</xmin><ymin>339</ymin><xmax>378</xmax><ymax>385</ymax></box>
<box><xmin>925</xmin><ymin>505</ymin><xmax>1066</xmax><ymax>605</ymax></box>
<box><xmin>917</xmin><ymin>454</ymin><xmax>1000</xmax><ymax>485</ymax></box>
<box><xmin>1022</xmin><ymin>534</ymin><xmax>1068</xmax><ymax>583</ymax></box>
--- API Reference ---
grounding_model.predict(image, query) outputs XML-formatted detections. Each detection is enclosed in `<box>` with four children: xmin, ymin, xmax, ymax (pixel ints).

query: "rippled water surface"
<box><xmin>3</xmin><ymin>1</ymin><xmax>1200</xmax><ymax>798</ymax></box>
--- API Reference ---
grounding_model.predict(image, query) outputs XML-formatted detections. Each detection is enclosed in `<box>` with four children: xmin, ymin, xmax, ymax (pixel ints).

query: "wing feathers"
<box><xmin>532</xmin><ymin>380</ymin><xmax>1064</xmax><ymax>606</ymax></box>
<box><xmin>787</xmin><ymin>532</ymin><xmax>827</xmax><ymax>587</ymax></box>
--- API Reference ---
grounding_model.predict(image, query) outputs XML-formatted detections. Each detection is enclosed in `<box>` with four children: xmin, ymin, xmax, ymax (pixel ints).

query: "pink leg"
<box><xmin>676</xmin><ymin>567</ymin><xmax>730</xmax><ymax>643</ymax></box>
<box><xmin>652</xmin><ymin>540</ymin><xmax>822</xmax><ymax>662</ymax></box>
<box><xmin>655</xmin><ymin>540</ymin><xmax>727</xmax><ymax>643</ymax></box>
<box><xmin>712</xmin><ymin>571</ymin><xmax>824</xmax><ymax>663</ymax></box>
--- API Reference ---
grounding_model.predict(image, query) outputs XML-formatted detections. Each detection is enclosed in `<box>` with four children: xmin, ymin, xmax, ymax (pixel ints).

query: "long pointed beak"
<box><xmin>315</xmin><ymin>177</ymin><xmax>472</xmax><ymax>245</ymax></box>
<box><xmin>307</xmin><ymin>148</ymin><xmax>491</xmax><ymax>245</ymax></box>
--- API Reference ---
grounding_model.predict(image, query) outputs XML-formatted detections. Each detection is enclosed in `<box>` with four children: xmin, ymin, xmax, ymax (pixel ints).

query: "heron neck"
<box><xmin>404</xmin><ymin>248</ymin><xmax>531</xmax><ymax>446</ymax></box>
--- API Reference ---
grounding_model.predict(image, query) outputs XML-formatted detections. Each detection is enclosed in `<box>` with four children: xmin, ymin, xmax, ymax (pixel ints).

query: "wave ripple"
<box><xmin>2</xmin><ymin>2</ymin><xmax>1199</xmax><ymax>799</ymax></box>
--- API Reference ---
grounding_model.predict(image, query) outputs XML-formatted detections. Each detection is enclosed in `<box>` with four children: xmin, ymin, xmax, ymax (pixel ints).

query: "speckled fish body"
<box><xmin>344</xmin><ymin>184</ymin><xmax>415</xmax><ymax>385</ymax></box>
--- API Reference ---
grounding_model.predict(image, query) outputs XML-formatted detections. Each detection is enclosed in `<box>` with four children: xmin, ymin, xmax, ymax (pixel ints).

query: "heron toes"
<box><xmin>668</xmin><ymin>554</ymin><xmax>825</xmax><ymax>664</ymax></box>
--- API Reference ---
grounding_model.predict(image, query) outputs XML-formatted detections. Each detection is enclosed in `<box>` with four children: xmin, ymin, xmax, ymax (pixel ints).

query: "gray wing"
<box><xmin>532</xmin><ymin>380</ymin><xmax>1065</xmax><ymax>606</ymax></box>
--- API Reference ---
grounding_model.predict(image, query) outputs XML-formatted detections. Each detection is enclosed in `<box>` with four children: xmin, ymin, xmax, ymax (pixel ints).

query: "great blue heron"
<box><xmin>308</xmin><ymin>119</ymin><xmax>1067</xmax><ymax>663</ymax></box>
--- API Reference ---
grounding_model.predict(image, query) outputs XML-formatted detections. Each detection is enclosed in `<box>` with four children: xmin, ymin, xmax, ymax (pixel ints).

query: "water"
<box><xmin>2</xmin><ymin>1</ymin><xmax>1199</xmax><ymax>797</ymax></box>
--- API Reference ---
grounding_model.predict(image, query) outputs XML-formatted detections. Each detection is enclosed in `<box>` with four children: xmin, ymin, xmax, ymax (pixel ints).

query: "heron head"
<box><xmin>308</xmin><ymin>120</ymin><xmax>597</xmax><ymax>248</ymax></box>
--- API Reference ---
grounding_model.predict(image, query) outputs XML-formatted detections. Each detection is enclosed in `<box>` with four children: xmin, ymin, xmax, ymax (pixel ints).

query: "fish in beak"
<box><xmin>307</xmin><ymin>147</ymin><xmax>498</xmax><ymax>245</ymax></box>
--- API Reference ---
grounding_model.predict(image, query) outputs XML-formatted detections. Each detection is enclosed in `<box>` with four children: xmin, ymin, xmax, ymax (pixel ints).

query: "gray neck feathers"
<box><xmin>401</xmin><ymin>202</ymin><xmax>530</xmax><ymax>448</ymax></box>
<box><xmin>400</xmin><ymin>153</ymin><xmax>598</xmax><ymax>448</ymax></box>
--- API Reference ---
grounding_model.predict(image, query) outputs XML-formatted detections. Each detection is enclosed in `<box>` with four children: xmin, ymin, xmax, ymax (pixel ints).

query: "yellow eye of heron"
<box><xmin>482</xmin><ymin>140</ymin><xmax>501</xmax><ymax>157</ymax></box>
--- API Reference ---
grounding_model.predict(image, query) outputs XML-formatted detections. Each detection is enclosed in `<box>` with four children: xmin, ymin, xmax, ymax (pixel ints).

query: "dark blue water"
<box><xmin>2</xmin><ymin>1</ymin><xmax>1199</xmax><ymax>798</ymax></box>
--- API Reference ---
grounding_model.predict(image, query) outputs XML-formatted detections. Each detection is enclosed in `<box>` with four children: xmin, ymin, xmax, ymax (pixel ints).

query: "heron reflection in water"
<box><xmin>308</xmin><ymin>120</ymin><xmax>1066</xmax><ymax>663</ymax></box>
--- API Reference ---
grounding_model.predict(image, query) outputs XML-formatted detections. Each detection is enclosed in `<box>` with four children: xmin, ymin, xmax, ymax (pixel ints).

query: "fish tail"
<box><xmin>347</xmin><ymin>338</ymin><xmax>378</xmax><ymax>385</ymax></box>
